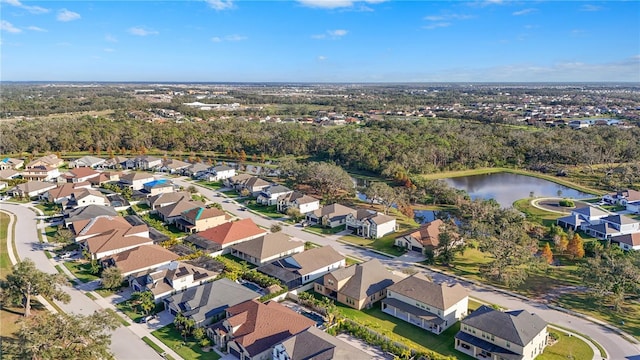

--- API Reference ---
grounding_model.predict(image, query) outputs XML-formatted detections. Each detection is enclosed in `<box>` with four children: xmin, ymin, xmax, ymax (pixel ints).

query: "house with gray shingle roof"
<box><xmin>273</xmin><ymin>326</ymin><xmax>371</xmax><ymax>360</ymax></box>
<box><xmin>306</xmin><ymin>203</ymin><xmax>357</xmax><ymax>228</ymax></box>
<box><xmin>257</xmin><ymin>184</ymin><xmax>293</xmax><ymax>206</ymax></box>
<box><xmin>276</xmin><ymin>191</ymin><xmax>320</xmax><ymax>214</ymax></box>
<box><xmin>455</xmin><ymin>305</ymin><xmax>548</xmax><ymax>360</ymax></box>
<box><xmin>164</xmin><ymin>278</ymin><xmax>260</xmax><ymax>327</ymax></box>
<box><xmin>130</xmin><ymin>261</ymin><xmax>219</xmax><ymax>301</ymax></box>
<box><xmin>382</xmin><ymin>273</ymin><xmax>468</xmax><ymax>334</ymax></box>
<box><xmin>315</xmin><ymin>259</ymin><xmax>402</xmax><ymax>310</ymax></box>
<box><xmin>229</xmin><ymin>232</ymin><xmax>304</xmax><ymax>266</ymax></box>
<box><xmin>586</xmin><ymin>214</ymin><xmax>640</xmax><ymax>240</ymax></box>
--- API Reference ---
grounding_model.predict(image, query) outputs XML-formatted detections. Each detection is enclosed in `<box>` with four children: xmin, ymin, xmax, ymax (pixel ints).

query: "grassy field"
<box><xmin>538</xmin><ymin>331</ymin><xmax>593</xmax><ymax>360</ymax></box>
<box><xmin>152</xmin><ymin>325</ymin><xmax>220</xmax><ymax>360</ymax></box>
<box><xmin>338</xmin><ymin>302</ymin><xmax>474</xmax><ymax>360</ymax></box>
<box><xmin>513</xmin><ymin>198</ymin><xmax>562</xmax><ymax>227</ymax></box>
<box><xmin>419</xmin><ymin>167</ymin><xmax>605</xmax><ymax>195</ymax></box>
<box><xmin>0</xmin><ymin>212</ymin><xmax>13</xmax><ymax>280</ymax></box>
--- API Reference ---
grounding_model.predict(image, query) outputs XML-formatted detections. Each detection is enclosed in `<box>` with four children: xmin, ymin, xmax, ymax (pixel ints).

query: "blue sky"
<box><xmin>1</xmin><ymin>0</ymin><xmax>639</xmax><ymax>82</ymax></box>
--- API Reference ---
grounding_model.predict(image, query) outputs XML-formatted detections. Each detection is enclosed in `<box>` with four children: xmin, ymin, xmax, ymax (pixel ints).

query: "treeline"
<box><xmin>1</xmin><ymin>117</ymin><xmax>639</xmax><ymax>177</ymax></box>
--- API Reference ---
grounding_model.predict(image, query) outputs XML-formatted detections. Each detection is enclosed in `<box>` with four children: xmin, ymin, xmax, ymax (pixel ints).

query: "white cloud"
<box><xmin>580</xmin><ymin>4</ymin><xmax>602</xmax><ymax>12</ymax></box>
<box><xmin>296</xmin><ymin>0</ymin><xmax>386</xmax><ymax>9</ymax></box>
<box><xmin>424</xmin><ymin>14</ymin><xmax>473</xmax><ymax>21</ymax></box>
<box><xmin>57</xmin><ymin>9</ymin><xmax>81</xmax><ymax>22</ymax></box>
<box><xmin>129</xmin><ymin>27</ymin><xmax>159</xmax><ymax>36</ymax></box>
<box><xmin>1</xmin><ymin>0</ymin><xmax>49</xmax><ymax>14</ymax></box>
<box><xmin>206</xmin><ymin>0</ymin><xmax>234</xmax><ymax>11</ymax></box>
<box><xmin>512</xmin><ymin>8</ymin><xmax>536</xmax><ymax>16</ymax></box>
<box><xmin>1</xmin><ymin>20</ymin><xmax>21</xmax><ymax>33</ymax></box>
<box><xmin>312</xmin><ymin>29</ymin><xmax>348</xmax><ymax>39</ymax></box>
<box><xmin>211</xmin><ymin>34</ymin><xmax>247</xmax><ymax>42</ymax></box>
<box><xmin>26</xmin><ymin>26</ymin><xmax>46</xmax><ymax>32</ymax></box>
<box><xmin>423</xmin><ymin>22</ymin><xmax>451</xmax><ymax>30</ymax></box>
<box><xmin>318</xmin><ymin>55</ymin><xmax>327</xmax><ymax>61</ymax></box>
<box><xmin>105</xmin><ymin>34</ymin><xmax>117</xmax><ymax>43</ymax></box>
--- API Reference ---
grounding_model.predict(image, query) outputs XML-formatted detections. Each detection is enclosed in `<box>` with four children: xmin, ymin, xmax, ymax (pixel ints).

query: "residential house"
<box><xmin>306</xmin><ymin>204</ymin><xmax>357</xmax><ymax>229</ymax></box>
<box><xmin>43</xmin><ymin>182</ymin><xmax>92</xmax><ymax>204</ymax></box>
<box><xmin>157</xmin><ymin>200</ymin><xmax>205</xmax><ymax>224</ymax></box>
<box><xmin>611</xmin><ymin>233</ymin><xmax>640</xmax><ymax>251</ymax></box>
<box><xmin>61</xmin><ymin>167</ymin><xmax>101</xmax><ymax>183</ymax></box>
<box><xmin>0</xmin><ymin>157</ymin><xmax>24</xmax><ymax>170</ymax></box>
<box><xmin>8</xmin><ymin>181</ymin><xmax>57</xmax><ymax>198</ymax></box>
<box><xmin>147</xmin><ymin>191</ymin><xmax>191</xmax><ymax>210</ymax></box>
<box><xmin>207</xmin><ymin>165</ymin><xmax>236</xmax><ymax>181</ymax></box>
<box><xmin>314</xmin><ymin>259</ymin><xmax>402</xmax><ymax>310</ymax></box>
<box><xmin>119</xmin><ymin>172</ymin><xmax>155</xmax><ymax>190</ymax></box>
<box><xmin>184</xmin><ymin>162</ymin><xmax>212</xmax><ymax>178</ymax></box>
<box><xmin>69</xmin><ymin>188</ymin><xmax>110</xmax><ymax>208</ymax></box>
<box><xmin>602</xmin><ymin>189</ymin><xmax>640</xmax><ymax>206</ymax></box>
<box><xmin>627</xmin><ymin>200</ymin><xmax>640</xmax><ymax>215</ymax></box>
<box><xmin>69</xmin><ymin>156</ymin><xmax>106</xmax><ymax>169</ymax></box>
<box><xmin>257</xmin><ymin>185</ymin><xmax>293</xmax><ymax>206</ymax></box>
<box><xmin>208</xmin><ymin>300</ymin><xmax>315</xmax><ymax>360</ymax></box>
<box><xmin>158</xmin><ymin>158</ymin><xmax>191</xmax><ymax>174</ymax></box>
<box><xmin>0</xmin><ymin>181</ymin><xmax>6</xmax><ymax>191</ymax></box>
<box><xmin>130</xmin><ymin>261</ymin><xmax>219</xmax><ymax>301</ymax></box>
<box><xmin>101</xmin><ymin>156</ymin><xmax>129</xmax><ymax>169</ymax></box>
<box><xmin>88</xmin><ymin>172</ymin><xmax>118</xmax><ymax>186</ymax></box>
<box><xmin>345</xmin><ymin>209</ymin><xmax>397</xmax><ymax>239</ymax></box>
<box><xmin>241</xmin><ymin>177</ymin><xmax>272</xmax><ymax>197</ymax></box>
<box><xmin>382</xmin><ymin>274</ymin><xmax>469</xmax><ymax>334</ymax></box>
<box><xmin>141</xmin><ymin>179</ymin><xmax>174</xmax><ymax>197</ymax></box>
<box><xmin>230</xmin><ymin>233</ymin><xmax>305</xmax><ymax>266</ymax></box>
<box><xmin>272</xmin><ymin>326</ymin><xmax>371</xmax><ymax>360</ymax></box>
<box><xmin>165</xmin><ymin>278</ymin><xmax>261</xmax><ymax>327</ymax></box>
<box><xmin>184</xmin><ymin>218</ymin><xmax>267</xmax><ymax>254</ymax></box>
<box><xmin>124</xmin><ymin>156</ymin><xmax>162</xmax><ymax>170</ymax></box>
<box><xmin>0</xmin><ymin>169</ymin><xmax>21</xmax><ymax>179</ymax></box>
<box><xmin>69</xmin><ymin>215</ymin><xmax>138</xmax><ymax>242</ymax></box>
<box><xmin>175</xmin><ymin>206</ymin><xmax>228</xmax><ymax>233</ymax></box>
<box><xmin>26</xmin><ymin>154</ymin><xmax>64</xmax><ymax>169</ymax></box>
<box><xmin>83</xmin><ymin>227</ymin><xmax>153</xmax><ymax>260</ymax></box>
<box><xmin>21</xmin><ymin>165</ymin><xmax>60</xmax><ymax>182</ymax></box>
<box><xmin>455</xmin><ymin>305</ymin><xmax>548</xmax><ymax>360</ymax></box>
<box><xmin>556</xmin><ymin>206</ymin><xmax>610</xmax><ymax>231</ymax></box>
<box><xmin>63</xmin><ymin>205</ymin><xmax>118</xmax><ymax>227</ymax></box>
<box><xmin>257</xmin><ymin>246</ymin><xmax>346</xmax><ymax>289</ymax></box>
<box><xmin>395</xmin><ymin>219</ymin><xmax>444</xmax><ymax>253</ymax></box>
<box><xmin>224</xmin><ymin>173</ymin><xmax>253</xmax><ymax>189</ymax></box>
<box><xmin>276</xmin><ymin>192</ymin><xmax>320</xmax><ymax>214</ymax></box>
<box><xmin>584</xmin><ymin>214</ymin><xmax>640</xmax><ymax>240</ymax></box>
<box><xmin>101</xmin><ymin>244</ymin><xmax>179</xmax><ymax>276</ymax></box>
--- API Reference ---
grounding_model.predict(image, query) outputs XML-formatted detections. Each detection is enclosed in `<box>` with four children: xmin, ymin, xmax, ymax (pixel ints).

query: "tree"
<box><xmin>101</xmin><ymin>266</ymin><xmax>123</xmax><ymax>290</ymax></box>
<box><xmin>435</xmin><ymin>220</ymin><xmax>463</xmax><ymax>266</ymax></box>
<box><xmin>303</xmin><ymin>162</ymin><xmax>354</xmax><ymax>203</ymax></box>
<box><xmin>554</xmin><ymin>234</ymin><xmax>569</xmax><ymax>254</ymax></box>
<box><xmin>580</xmin><ymin>249</ymin><xmax>640</xmax><ymax>311</ymax></box>
<box><xmin>54</xmin><ymin>228</ymin><xmax>75</xmax><ymax>243</ymax></box>
<box><xmin>285</xmin><ymin>207</ymin><xmax>303</xmax><ymax>222</ymax></box>
<box><xmin>270</xmin><ymin>224</ymin><xmax>282</xmax><ymax>233</ymax></box>
<box><xmin>1</xmin><ymin>258</ymin><xmax>70</xmax><ymax>317</ymax></box>
<box><xmin>567</xmin><ymin>233</ymin><xmax>585</xmax><ymax>259</ymax></box>
<box><xmin>5</xmin><ymin>310</ymin><xmax>120</xmax><ymax>360</ymax></box>
<box><xmin>363</xmin><ymin>182</ymin><xmax>403</xmax><ymax>214</ymax></box>
<box><xmin>186</xmin><ymin>185</ymin><xmax>198</xmax><ymax>194</ymax></box>
<box><xmin>541</xmin><ymin>243</ymin><xmax>554</xmax><ymax>265</ymax></box>
<box><xmin>209</xmin><ymin>202</ymin><xmax>223</xmax><ymax>210</ymax></box>
<box><xmin>132</xmin><ymin>291</ymin><xmax>155</xmax><ymax>315</ymax></box>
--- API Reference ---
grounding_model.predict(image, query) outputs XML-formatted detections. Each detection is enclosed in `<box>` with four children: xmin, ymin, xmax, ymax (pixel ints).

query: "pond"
<box><xmin>443</xmin><ymin>172</ymin><xmax>594</xmax><ymax>208</ymax></box>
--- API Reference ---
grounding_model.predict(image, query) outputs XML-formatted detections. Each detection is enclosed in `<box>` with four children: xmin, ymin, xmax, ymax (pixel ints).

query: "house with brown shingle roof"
<box><xmin>101</xmin><ymin>244</ymin><xmax>179</xmax><ymax>276</ymax></box>
<box><xmin>223</xmin><ymin>173</ymin><xmax>253</xmax><ymax>189</ymax></box>
<box><xmin>274</xmin><ymin>326</ymin><xmax>371</xmax><ymax>360</ymax></box>
<box><xmin>611</xmin><ymin>232</ymin><xmax>640</xmax><ymax>251</ymax></box>
<box><xmin>147</xmin><ymin>191</ymin><xmax>191</xmax><ymax>210</ymax></box>
<box><xmin>395</xmin><ymin>219</ymin><xmax>444</xmax><ymax>253</ymax></box>
<box><xmin>21</xmin><ymin>165</ymin><xmax>60</xmax><ymax>182</ymax></box>
<box><xmin>43</xmin><ymin>182</ymin><xmax>92</xmax><ymax>203</ymax></box>
<box><xmin>69</xmin><ymin>188</ymin><xmax>110</xmax><ymax>208</ymax></box>
<box><xmin>83</xmin><ymin>227</ymin><xmax>153</xmax><ymax>260</ymax></box>
<box><xmin>184</xmin><ymin>218</ymin><xmax>267</xmax><ymax>254</ymax></box>
<box><xmin>0</xmin><ymin>157</ymin><xmax>24</xmax><ymax>170</ymax></box>
<box><xmin>382</xmin><ymin>273</ymin><xmax>468</xmax><ymax>334</ymax></box>
<box><xmin>257</xmin><ymin>246</ymin><xmax>345</xmax><ymax>289</ymax></box>
<box><xmin>26</xmin><ymin>154</ymin><xmax>64</xmax><ymax>169</ymax></box>
<box><xmin>315</xmin><ymin>259</ymin><xmax>402</xmax><ymax>310</ymax></box>
<box><xmin>156</xmin><ymin>199</ymin><xmax>205</xmax><ymax>224</ymax></box>
<box><xmin>305</xmin><ymin>203</ymin><xmax>357</xmax><ymax>228</ymax></box>
<box><xmin>175</xmin><ymin>206</ymin><xmax>229</xmax><ymax>233</ymax></box>
<box><xmin>208</xmin><ymin>300</ymin><xmax>315</xmax><ymax>360</ymax></box>
<box><xmin>61</xmin><ymin>167</ymin><xmax>100</xmax><ymax>183</ymax></box>
<box><xmin>8</xmin><ymin>181</ymin><xmax>57</xmax><ymax>198</ymax></box>
<box><xmin>69</xmin><ymin>215</ymin><xmax>139</xmax><ymax>242</ymax></box>
<box><xmin>119</xmin><ymin>172</ymin><xmax>155</xmax><ymax>190</ymax></box>
<box><xmin>229</xmin><ymin>233</ymin><xmax>305</xmax><ymax>266</ymax></box>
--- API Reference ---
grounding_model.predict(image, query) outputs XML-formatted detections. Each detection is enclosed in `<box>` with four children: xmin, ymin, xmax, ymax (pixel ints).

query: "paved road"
<box><xmin>0</xmin><ymin>202</ymin><xmax>163</xmax><ymax>360</ymax></box>
<box><xmin>174</xmin><ymin>177</ymin><xmax>640</xmax><ymax>360</ymax></box>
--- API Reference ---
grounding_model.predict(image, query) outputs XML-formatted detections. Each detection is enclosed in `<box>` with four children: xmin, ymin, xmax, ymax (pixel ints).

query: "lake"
<box><xmin>444</xmin><ymin>172</ymin><xmax>594</xmax><ymax>208</ymax></box>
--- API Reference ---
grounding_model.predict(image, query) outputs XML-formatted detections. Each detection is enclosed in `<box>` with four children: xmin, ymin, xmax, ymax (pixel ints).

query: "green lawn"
<box><xmin>340</xmin><ymin>233</ymin><xmax>406</xmax><ymax>257</ymax></box>
<box><xmin>196</xmin><ymin>180</ymin><xmax>224</xmax><ymax>190</ymax></box>
<box><xmin>0</xmin><ymin>212</ymin><xmax>12</xmax><ymax>280</ymax></box>
<box><xmin>116</xmin><ymin>298</ymin><xmax>165</xmax><ymax>323</ymax></box>
<box><xmin>34</xmin><ymin>202</ymin><xmax>63</xmax><ymax>216</ymax></box>
<box><xmin>243</xmin><ymin>202</ymin><xmax>283</xmax><ymax>219</ymax></box>
<box><xmin>338</xmin><ymin>302</ymin><xmax>474</xmax><ymax>360</ymax></box>
<box><xmin>62</xmin><ymin>261</ymin><xmax>100</xmax><ymax>283</ymax></box>
<box><xmin>152</xmin><ymin>324</ymin><xmax>220</xmax><ymax>360</ymax></box>
<box><xmin>305</xmin><ymin>224</ymin><xmax>346</xmax><ymax>235</ymax></box>
<box><xmin>513</xmin><ymin>199</ymin><xmax>562</xmax><ymax>227</ymax></box>
<box><xmin>44</xmin><ymin>225</ymin><xmax>59</xmax><ymax>240</ymax></box>
<box><xmin>220</xmin><ymin>190</ymin><xmax>240</xmax><ymax>198</ymax></box>
<box><xmin>132</xmin><ymin>203</ymin><xmax>151</xmax><ymax>212</ymax></box>
<box><xmin>538</xmin><ymin>331</ymin><xmax>593</xmax><ymax>360</ymax></box>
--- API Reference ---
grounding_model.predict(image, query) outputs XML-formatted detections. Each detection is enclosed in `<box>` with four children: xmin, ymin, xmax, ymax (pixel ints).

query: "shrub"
<box><xmin>558</xmin><ymin>199</ymin><xmax>575</xmax><ymax>207</ymax></box>
<box><xmin>549</xmin><ymin>331</ymin><xmax>560</xmax><ymax>341</ymax></box>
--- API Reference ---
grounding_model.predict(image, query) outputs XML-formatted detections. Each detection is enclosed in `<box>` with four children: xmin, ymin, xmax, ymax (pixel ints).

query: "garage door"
<box><xmin>229</xmin><ymin>347</ymin><xmax>241</xmax><ymax>359</ymax></box>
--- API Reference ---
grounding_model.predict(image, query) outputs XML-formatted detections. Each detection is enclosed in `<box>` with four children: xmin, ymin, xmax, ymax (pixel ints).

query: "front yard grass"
<box><xmin>338</xmin><ymin>302</ymin><xmax>474</xmax><ymax>360</ymax></box>
<box><xmin>34</xmin><ymin>202</ymin><xmax>62</xmax><ymax>216</ymax></box>
<box><xmin>538</xmin><ymin>331</ymin><xmax>593</xmax><ymax>360</ymax></box>
<box><xmin>0</xmin><ymin>212</ymin><xmax>13</xmax><ymax>280</ymax></box>
<box><xmin>340</xmin><ymin>233</ymin><xmax>406</xmax><ymax>257</ymax></box>
<box><xmin>196</xmin><ymin>180</ymin><xmax>224</xmax><ymax>190</ymax></box>
<box><xmin>242</xmin><ymin>201</ymin><xmax>282</xmax><ymax>219</ymax></box>
<box><xmin>62</xmin><ymin>261</ymin><xmax>100</xmax><ymax>283</ymax></box>
<box><xmin>305</xmin><ymin>224</ymin><xmax>346</xmax><ymax>235</ymax></box>
<box><xmin>116</xmin><ymin>298</ymin><xmax>164</xmax><ymax>323</ymax></box>
<box><xmin>152</xmin><ymin>324</ymin><xmax>220</xmax><ymax>360</ymax></box>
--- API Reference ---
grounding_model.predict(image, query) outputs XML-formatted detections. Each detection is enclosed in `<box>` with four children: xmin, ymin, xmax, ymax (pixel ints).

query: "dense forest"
<box><xmin>1</xmin><ymin>116</ymin><xmax>639</xmax><ymax>177</ymax></box>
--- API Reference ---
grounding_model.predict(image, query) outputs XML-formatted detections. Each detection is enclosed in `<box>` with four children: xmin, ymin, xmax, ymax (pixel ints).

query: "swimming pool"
<box><xmin>241</xmin><ymin>281</ymin><xmax>264</xmax><ymax>295</ymax></box>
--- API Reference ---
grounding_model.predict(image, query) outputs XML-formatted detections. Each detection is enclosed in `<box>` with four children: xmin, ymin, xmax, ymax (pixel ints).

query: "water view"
<box><xmin>444</xmin><ymin>172</ymin><xmax>594</xmax><ymax>208</ymax></box>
